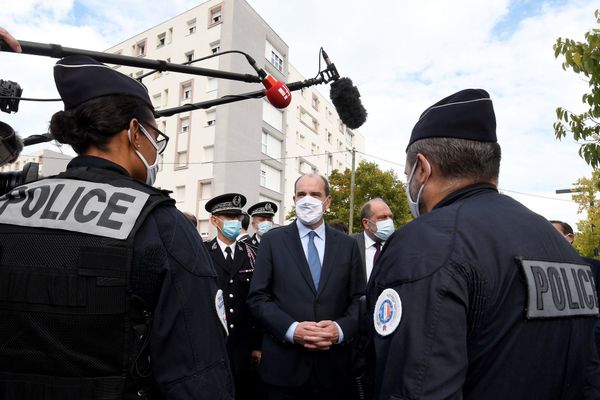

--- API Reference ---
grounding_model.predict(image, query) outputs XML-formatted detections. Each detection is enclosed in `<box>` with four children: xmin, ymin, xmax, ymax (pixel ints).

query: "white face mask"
<box><xmin>295</xmin><ymin>195</ymin><xmax>325</xmax><ymax>226</ymax></box>
<box><xmin>129</xmin><ymin>126</ymin><xmax>159</xmax><ymax>186</ymax></box>
<box><xmin>405</xmin><ymin>159</ymin><xmax>428</xmax><ymax>218</ymax></box>
<box><xmin>371</xmin><ymin>218</ymin><xmax>395</xmax><ymax>241</ymax></box>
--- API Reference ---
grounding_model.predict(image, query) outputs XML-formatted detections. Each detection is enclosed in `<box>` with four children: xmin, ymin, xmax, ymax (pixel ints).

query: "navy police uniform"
<box><xmin>0</xmin><ymin>55</ymin><xmax>233</xmax><ymax>400</ymax></box>
<box><xmin>0</xmin><ymin>156</ymin><xmax>233</xmax><ymax>399</ymax></box>
<box><xmin>367</xmin><ymin>89</ymin><xmax>600</xmax><ymax>400</ymax></box>
<box><xmin>205</xmin><ymin>194</ymin><xmax>260</xmax><ymax>400</ymax></box>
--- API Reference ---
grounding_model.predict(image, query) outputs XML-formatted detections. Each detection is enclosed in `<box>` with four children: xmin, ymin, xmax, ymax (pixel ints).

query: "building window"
<box><xmin>206</xmin><ymin>110</ymin><xmax>216</xmax><ymax>126</ymax></box>
<box><xmin>176</xmin><ymin>116</ymin><xmax>190</xmax><ymax>168</ymax></box>
<box><xmin>209</xmin><ymin>5</ymin><xmax>222</xmax><ymax>27</ymax></box>
<box><xmin>265</xmin><ymin>41</ymin><xmax>284</xmax><ymax>72</ymax></box>
<box><xmin>210</xmin><ymin>41</ymin><xmax>221</xmax><ymax>54</ymax></box>
<box><xmin>299</xmin><ymin>107</ymin><xmax>319</xmax><ymax>133</ymax></box>
<box><xmin>200</xmin><ymin>181</ymin><xmax>212</xmax><ymax>199</ymax></box>
<box><xmin>260</xmin><ymin>163</ymin><xmax>281</xmax><ymax>192</ymax></box>
<box><xmin>187</xmin><ymin>18</ymin><xmax>197</xmax><ymax>35</ymax></box>
<box><xmin>134</xmin><ymin>40</ymin><xmax>146</xmax><ymax>57</ymax></box>
<box><xmin>156</xmin><ymin>32</ymin><xmax>166</xmax><ymax>48</ymax></box>
<box><xmin>327</xmin><ymin>131</ymin><xmax>332</xmax><ymax>144</ymax></box>
<box><xmin>261</xmin><ymin>131</ymin><xmax>282</xmax><ymax>159</ymax></box>
<box><xmin>271</xmin><ymin>51</ymin><xmax>283</xmax><ymax>72</ymax></box>
<box><xmin>134</xmin><ymin>70</ymin><xmax>144</xmax><ymax>79</ymax></box>
<box><xmin>296</xmin><ymin>132</ymin><xmax>305</xmax><ymax>147</ymax></box>
<box><xmin>167</xmin><ymin>27</ymin><xmax>173</xmax><ymax>43</ymax></box>
<box><xmin>185</xmin><ymin>50</ymin><xmax>194</xmax><ymax>63</ymax></box>
<box><xmin>262</xmin><ymin>100</ymin><xmax>283</xmax><ymax>131</ymax></box>
<box><xmin>162</xmin><ymin>89</ymin><xmax>169</xmax><ymax>107</ymax></box>
<box><xmin>181</xmin><ymin>82</ymin><xmax>193</xmax><ymax>102</ymax></box>
<box><xmin>311</xmin><ymin>94</ymin><xmax>320</xmax><ymax>111</ymax></box>
<box><xmin>198</xmin><ymin>220</ymin><xmax>210</xmax><ymax>238</ymax></box>
<box><xmin>152</xmin><ymin>93</ymin><xmax>162</xmax><ymax>109</ymax></box>
<box><xmin>206</xmin><ymin>77</ymin><xmax>217</xmax><ymax>92</ymax></box>
<box><xmin>174</xmin><ymin>185</ymin><xmax>185</xmax><ymax>204</ymax></box>
<box><xmin>338</xmin><ymin>120</ymin><xmax>345</xmax><ymax>133</ymax></box>
<box><xmin>176</xmin><ymin>151</ymin><xmax>188</xmax><ymax>167</ymax></box>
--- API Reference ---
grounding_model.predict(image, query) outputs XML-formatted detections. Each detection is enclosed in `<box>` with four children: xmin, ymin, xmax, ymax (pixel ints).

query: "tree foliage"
<box><xmin>553</xmin><ymin>10</ymin><xmax>600</xmax><ymax>167</ymax></box>
<box><xmin>286</xmin><ymin>161</ymin><xmax>412</xmax><ymax>233</ymax></box>
<box><xmin>571</xmin><ymin>170</ymin><xmax>600</xmax><ymax>258</ymax></box>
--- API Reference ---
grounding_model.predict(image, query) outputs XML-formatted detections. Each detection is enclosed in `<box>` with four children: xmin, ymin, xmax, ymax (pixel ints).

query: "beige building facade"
<box><xmin>106</xmin><ymin>0</ymin><xmax>365</xmax><ymax>238</ymax></box>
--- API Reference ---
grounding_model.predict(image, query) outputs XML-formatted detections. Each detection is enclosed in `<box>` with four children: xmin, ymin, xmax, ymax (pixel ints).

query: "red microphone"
<box><xmin>262</xmin><ymin>75</ymin><xmax>291</xmax><ymax>109</ymax></box>
<box><xmin>246</xmin><ymin>55</ymin><xmax>292</xmax><ymax>109</ymax></box>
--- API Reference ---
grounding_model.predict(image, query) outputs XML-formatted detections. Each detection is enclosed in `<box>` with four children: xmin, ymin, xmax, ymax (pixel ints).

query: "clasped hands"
<box><xmin>293</xmin><ymin>320</ymin><xmax>339</xmax><ymax>350</ymax></box>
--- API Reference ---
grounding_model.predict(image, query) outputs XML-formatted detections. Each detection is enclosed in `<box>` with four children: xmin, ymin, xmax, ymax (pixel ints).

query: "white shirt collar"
<box><xmin>216</xmin><ymin>237</ymin><xmax>236</xmax><ymax>258</ymax></box>
<box><xmin>363</xmin><ymin>231</ymin><xmax>383</xmax><ymax>248</ymax></box>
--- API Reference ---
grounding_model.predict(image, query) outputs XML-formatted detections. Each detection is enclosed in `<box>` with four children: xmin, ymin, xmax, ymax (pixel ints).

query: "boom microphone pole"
<box><xmin>0</xmin><ymin>39</ymin><xmax>262</xmax><ymax>83</ymax></box>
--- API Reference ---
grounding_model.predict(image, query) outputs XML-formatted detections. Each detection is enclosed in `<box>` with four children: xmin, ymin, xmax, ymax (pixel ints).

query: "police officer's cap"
<box><xmin>247</xmin><ymin>201</ymin><xmax>278</xmax><ymax>218</ymax></box>
<box><xmin>407</xmin><ymin>88</ymin><xmax>496</xmax><ymax>151</ymax></box>
<box><xmin>205</xmin><ymin>193</ymin><xmax>247</xmax><ymax>216</ymax></box>
<box><xmin>54</xmin><ymin>55</ymin><xmax>153</xmax><ymax>111</ymax></box>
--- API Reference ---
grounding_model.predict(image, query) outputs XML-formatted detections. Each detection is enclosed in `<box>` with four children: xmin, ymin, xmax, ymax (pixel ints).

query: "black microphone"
<box><xmin>322</xmin><ymin>49</ymin><xmax>368</xmax><ymax>130</ymax></box>
<box><xmin>0</xmin><ymin>121</ymin><xmax>23</xmax><ymax>166</ymax></box>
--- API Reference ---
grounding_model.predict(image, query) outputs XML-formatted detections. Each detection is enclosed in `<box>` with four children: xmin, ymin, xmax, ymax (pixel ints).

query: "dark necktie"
<box><xmin>373</xmin><ymin>241</ymin><xmax>382</xmax><ymax>266</ymax></box>
<box><xmin>307</xmin><ymin>231</ymin><xmax>321</xmax><ymax>289</ymax></box>
<box><xmin>225</xmin><ymin>246</ymin><xmax>233</xmax><ymax>271</ymax></box>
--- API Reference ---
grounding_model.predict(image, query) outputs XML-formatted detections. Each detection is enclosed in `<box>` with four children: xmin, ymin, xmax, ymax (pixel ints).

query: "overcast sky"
<box><xmin>1</xmin><ymin>0</ymin><xmax>597</xmax><ymax>229</ymax></box>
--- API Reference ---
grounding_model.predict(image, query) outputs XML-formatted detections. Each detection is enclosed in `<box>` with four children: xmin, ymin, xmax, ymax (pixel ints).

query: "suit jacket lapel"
<box><xmin>283</xmin><ymin>221</ymin><xmax>317</xmax><ymax>294</ymax></box>
<box><xmin>317</xmin><ymin>224</ymin><xmax>339</xmax><ymax>297</ymax></box>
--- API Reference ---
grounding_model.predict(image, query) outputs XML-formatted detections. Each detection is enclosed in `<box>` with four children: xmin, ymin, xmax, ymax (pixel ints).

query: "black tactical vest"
<box><xmin>0</xmin><ymin>166</ymin><xmax>173</xmax><ymax>400</ymax></box>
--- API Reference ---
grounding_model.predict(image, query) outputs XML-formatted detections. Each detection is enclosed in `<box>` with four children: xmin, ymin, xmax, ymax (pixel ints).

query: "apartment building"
<box><xmin>106</xmin><ymin>0</ymin><xmax>365</xmax><ymax>238</ymax></box>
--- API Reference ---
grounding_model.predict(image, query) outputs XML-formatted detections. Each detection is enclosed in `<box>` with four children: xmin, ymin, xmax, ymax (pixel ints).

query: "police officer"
<box><xmin>0</xmin><ymin>56</ymin><xmax>233</xmax><ymax>399</ymax></box>
<box><xmin>246</xmin><ymin>201</ymin><xmax>277</xmax><ymax>249</ymax></box>
<box><xmin>367</xmin><ymin>89</ymin><xmax>600</xmax><ymax>399</ymax></box>
<box><xmin>205</xmin><ymin>193</ymin><xmax>261</xmax><ymax>400</ymax></box>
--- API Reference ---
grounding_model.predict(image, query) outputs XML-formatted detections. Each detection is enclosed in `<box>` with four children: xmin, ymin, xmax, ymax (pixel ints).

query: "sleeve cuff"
<box><xmin>334</xmin><ymin>321</ymin><xmax>344</xmax><ymax>343</ymax></box>
<box><xmin>285</xmin><ymin>321</ymin><xmax>299</xmax><ymax>343</ymax></box>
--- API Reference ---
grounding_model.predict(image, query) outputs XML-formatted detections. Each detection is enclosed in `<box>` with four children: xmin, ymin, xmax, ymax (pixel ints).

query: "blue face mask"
<box><xmin>371</xmin><ymin>218</ymin><xmax>395</xmax><ymax>241</ymax></box>
<box><xmin>257</xmin><ymin>221</ymin><xmax>273</xmax><ymax>236</ymax></box>
<box><xmin>220</xmin><ymin>219</ymin><xmax>242</xmax><ymax>241</ymax></box>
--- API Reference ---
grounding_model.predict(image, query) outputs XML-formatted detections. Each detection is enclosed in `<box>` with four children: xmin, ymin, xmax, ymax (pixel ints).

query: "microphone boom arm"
<box><xmin>156</xmin><ymin>64</ymin><xmax>339</xmax><ymax>117</ymax></box>
<box><xmin>0</xmin><ymin>39</ymin><xmax>262</xmax><ymax>83</ymax></box>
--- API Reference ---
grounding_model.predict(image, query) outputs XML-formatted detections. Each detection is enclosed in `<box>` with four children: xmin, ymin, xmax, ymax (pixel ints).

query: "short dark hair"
<box><xmin>241</xmin><ymin>212</ymin><xmax>250</xmax><ymax>230</ymax></box>
<box><xmin>549</xmin><ymin>220</ymin><xmax>573</xmax><ymax>236</ymax></box>
<box><xmin>360</xmin><ymin>198</ymin><xmax>385</xmax><ymax>221</ymax></box>
<box><xmin>182</xmin><ymin>212</ymin><xmax>197</xmax><ymax>228</ymax></box>
<box><xmin>329</xmin><ymin>220</ymin><xmax>348</xmax><ymax>234</ymax></box>
<box><xmin>49</xmin><ymin>94</ymin><xmax>154</xmax><ymax>154</ymax></box>
<box><xmin>294</xmin><ymin>173</ymin><xmax>330</xmax><ymax>197</ymax></box>
<box><xmin>406</xmin><ymin>137</ymin><xmax>501</xmax><ymax>182</ymax></box>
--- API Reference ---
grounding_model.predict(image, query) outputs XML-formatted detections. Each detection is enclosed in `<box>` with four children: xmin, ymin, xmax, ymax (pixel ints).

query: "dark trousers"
<box><xmin>263</xmin><ymin>370</ymin><xmax>349</xmax><ymax>400</ymax></box>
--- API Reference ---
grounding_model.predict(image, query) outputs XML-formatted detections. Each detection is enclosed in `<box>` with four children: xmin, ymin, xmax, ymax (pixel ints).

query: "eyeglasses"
<box><xmin>139</xmin><ymin>122</ymin><xmax>169</xmax><ymax>155</ymax></box>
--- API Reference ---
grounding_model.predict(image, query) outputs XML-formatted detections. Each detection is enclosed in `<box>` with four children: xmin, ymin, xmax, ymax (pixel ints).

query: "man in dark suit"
<box><xmin>205</xmin><ymin>193</ymin><xmax>260</xmax><ymax>400</ymax></box>
<box><xmin>351</xmin><ymin>198</ymin><xmax>395</xmax><ymax>283</ymax></box>
<box><xmin>247</xmin><ymin>174</ymin><xmax>365</xmax><ymax>400</ymax></box>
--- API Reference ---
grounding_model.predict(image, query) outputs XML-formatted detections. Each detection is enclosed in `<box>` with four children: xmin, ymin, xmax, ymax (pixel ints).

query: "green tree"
<box><xmin>553</xmin><ymin>9</ymin><xmax>600</xmax><ymax>167</ymax></box>
<box><xmin>571</xmin><ymin>170</ymin><xmax>600</xmax><ymax>258</ymax></box>
<box><xmin>287</xmin><ymin>161</ymin><xmax>412</xmax><ymax>232</ymax></box>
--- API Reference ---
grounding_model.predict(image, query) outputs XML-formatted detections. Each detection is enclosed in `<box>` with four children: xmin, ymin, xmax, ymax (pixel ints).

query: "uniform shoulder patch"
<box><xmin>215</xmin><ymin>289</ymin><xmax>228</xmax><ymax>335</ymax></box>
<box><xmin>374</xmin><ymin>288</ymin><xmax>402</xmax><ymax>336</ymax></box>
<box><xmin>519</xmin><ymin>258</ymin><xmax>599</xmax><ymax>319</ymax></box>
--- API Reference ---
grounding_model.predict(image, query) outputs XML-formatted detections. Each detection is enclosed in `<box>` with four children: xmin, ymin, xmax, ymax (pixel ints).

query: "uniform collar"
<box><xmin>434</xmin><ymin>183</ymin><xmax>498</xmax><ymax>210</ymax></box>
<box><xmin>67</xmin><ymin>155</ymin><xmax>130</xmax><ymax>177</ymax></box>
